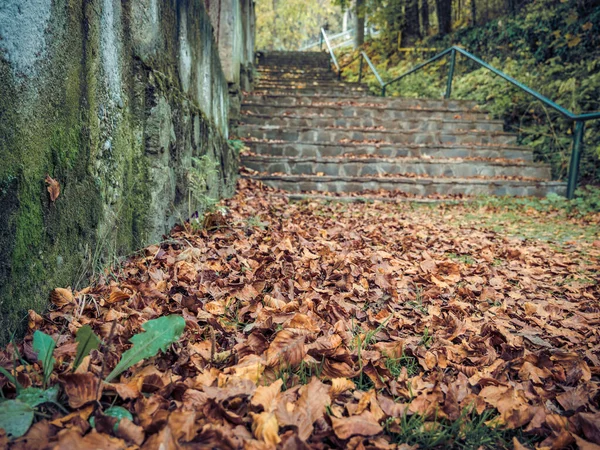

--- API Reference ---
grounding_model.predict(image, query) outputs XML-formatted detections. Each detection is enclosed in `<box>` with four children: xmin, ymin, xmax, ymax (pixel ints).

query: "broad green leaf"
<box><xmin>32</xmin><ymin>331</ymin><xmax>56</xmax><ymax>385</ymax></box>
<box><xmin>105</xmin><ymin>315</ymin><xmax>185</xmax><ymax>383</ymax></box>
<box><xmin>73</xmin><ymin>325</ymin><xmax>100</xmax><ymax>370</ymax></box>
<box><xmin>0</xmin><ymin>400</ymin><xmax>34</xmax><ymax>439</ymax></box>
<box><xmin>90</xmin><ymin>406</ymin><xmax>134</xmax><ymax>432</ymax></box>
<box><xmin>17</xmin><ymin>386</ymin><xmax>59</xmax><ymax>408</ymax></box>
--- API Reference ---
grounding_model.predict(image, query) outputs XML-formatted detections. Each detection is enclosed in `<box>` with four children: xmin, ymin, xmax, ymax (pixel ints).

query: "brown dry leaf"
<box><xmin>115</xmin><ymin>417</ymin><xmax>145</xmax><ymax>445</ymax></box>
<box><xmin>108</xmin><ymin>290</ymin><xmax>130</xmax><ymax>304</ymax></box>
<box><xmin>252</xmin><ymin>379</ymin><xmax>283</xmax><ymax>412</ymax></box>
<box><xmin>330</xmin><ymin>412</ymin><xmax>383</xmax><ymax>440</ymax></box>
<box><xmin>61</xmin><ymin>373</ymin><xmax>102</xmax><ymax>408</ymax></box>
<box><xmin>50</xmin><ymin>288</ymin><xmax>74</xmax><ymax>307</ymax></box>
<box><xmin>265</xmin><ymin>330</ymin><xmax>306</xmax><ymax>368</ymax></box>
<box><xmin>330</xmin><ymin>377</ymin><xmax>355</xmax><ymax>398</ymax></box>
<box><xmin>45</xmin><ymin>174</ymin><xmax>60</xmax><ymax>202</ymax></box>
<box><xmin>55</xmin><ymin>429</ymin><xmax>126</xmax><ymax>450</ymax></box>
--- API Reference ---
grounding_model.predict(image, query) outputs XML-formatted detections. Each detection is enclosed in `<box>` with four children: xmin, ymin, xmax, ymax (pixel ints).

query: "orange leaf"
<box><xmin>45</xmin><ymin>174</ymin><xmax>60</xmax><ymax>202</ymax></box>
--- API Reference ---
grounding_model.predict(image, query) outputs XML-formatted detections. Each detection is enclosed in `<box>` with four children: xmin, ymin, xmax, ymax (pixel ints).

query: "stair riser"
<box><xmin>244</xmin><ymin>142</ymin><xmax>534</xmax><ymax>161</ymax></box>
<box><xmin>254</xmin><ymin>83</ymin><xmax>369</xmax><ymax>91</ymax></box>
<box><xmin>257</xmin><ymin>76</ymin><xmax>340</xmax><ymax>82</ymax></box>
<box><xmin>241</xmin><ymin>105</ymin><xmax>489</xmax><ymax>121</ymax></box>
<box><xmin>239</xmin><ymin>115</ymin><xmax>504</xmax><ymax>132</ymax></box>
<box><xmin>252</xmin><ymin>88</ymin><xmax>371</xmax><ymax>96</ymax></box>
<box><xmin>244</xmin><ymin>95</ymin><xmax>479</xmax><ymax>110</ymax></box>
<box><xmin>255</xmin><ymin>79</ymin><xmax>363</xmax><ymax>86</ymax></box>
<box><xmin>257</xmin><ymin>68</ymin><xmax>335</xmax><ymax>75</ymax></box>
<box><xmin>246</xmin><ymin>176</ymin><xmax>566</xmax><ymax>197</ymax></box>
<box><xmin>236</xmin><ymin>127</ymin><xmax>517</xmax><ymax>146</ymax></box>
<box><xmin>242</xmin><ymin>158</ymin><xmax>550</xmax><ymax>179</ymax></box>
<box><xmin>259</xmin><ymin>61</ymin><xmax>330</xmax><ymax>68</ymax></box>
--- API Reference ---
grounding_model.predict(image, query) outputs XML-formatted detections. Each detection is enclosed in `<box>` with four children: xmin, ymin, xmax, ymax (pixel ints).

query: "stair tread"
<box><xmin>240</xmin><ymin>154</ymin><xmax>545</xmax><ymax>166</ymax></box>
<box><xmin>240</xmin><ymin>138</ymin><xmax>531</xmax><ymax>151</ymax></box>
<box><xmin>244</xmin><ymin>172</ymin><xmax>564</xmax><ymax>185</ymax></box>
<box><xmin>236</xmin><ymin>123</ymin><xmax>515</xmax><ymax>136</ymax></box>
<box><xmin>240</xmin><ymin>112</ymin><xmax>503</xmax><ymax>125</ymax></box>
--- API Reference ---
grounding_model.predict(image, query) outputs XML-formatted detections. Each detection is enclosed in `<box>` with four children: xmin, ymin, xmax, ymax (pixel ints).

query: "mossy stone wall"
<box><xmin>0</xmin><ymin>0</ymin><xmax>239</xmax><ymax>344</ymax></box>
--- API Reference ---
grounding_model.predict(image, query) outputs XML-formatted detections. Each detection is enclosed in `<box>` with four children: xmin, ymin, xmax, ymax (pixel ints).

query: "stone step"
<box><xmin>257</xmin><ymin>67</ymin><xmax>335</xmax><ymax>75</ymax></box>
<box><xmin>254</xmin><ymin>81</ymin><xmax>368</xmax><ymax>90</ymax></box>
<box><xmin>257</xmin><ymin>73</ymin><xmax>339</xmax><ymax>81</ymax></box>
<box><xmin>241</xmin><ymin>103</ymin><xmax>490</xmax><ymax>121</ymax></box>
<box><xmin>242</xmin><ymin>140</ymin><xmax>535</xmax><ymax>161</ymax></box>
<box><xmin>284</xmin><ymin>193</ymin><xmax>467</xmax><ymax>203</ymax></box>
<box><xmin>251</xmin><ymin>88</ymin><xmax>371</xmax><ymax>96</ymax></box>
<box><xmin>235</xmin><ymin>124</ymin><xmax>517</xmax><ymax>146</ymax></box>
<box><xmin>253</xmin><ymin>83</ymin><xmax>369</xmax><ymax>92</ymax></box>
<box><xmin>238</xmin><ymin>113</ymin><xmax>504</xmax><ymax>132</ymax></box>
<box><xmin>241</xmin><ymin>155</ymin><xmax>551</xmax><ymax>179</ymax></box>
<box><xmin>243</xmin><ymin>94</ymin><xmax>479</xmax><ymax>110</ymax></box>
<box><xmin>243</xmin><ymin>173</ymin><xmax>566</xmax><ymax>197</ymax></box>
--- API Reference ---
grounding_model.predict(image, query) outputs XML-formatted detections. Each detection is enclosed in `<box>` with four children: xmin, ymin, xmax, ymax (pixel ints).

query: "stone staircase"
<box><xmin>236</xmin><ymin>51</ymin><xmax>566</xmax><ymax>197</ymax></box>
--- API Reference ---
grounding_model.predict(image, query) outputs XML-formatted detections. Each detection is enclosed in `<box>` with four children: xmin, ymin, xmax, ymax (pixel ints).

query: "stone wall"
<box><xmin>0</xmin><ymin>0</ymin><xmax>252</xmax><ymax>344</ymax></box>
<box><xmin>209</xmin><ymin>0</ymin><xmax>256</xmax><ymax>117</ymax></box>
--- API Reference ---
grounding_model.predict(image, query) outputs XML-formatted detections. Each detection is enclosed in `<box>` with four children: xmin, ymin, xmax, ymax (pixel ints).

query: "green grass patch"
<box><xmin>384</xmin><ymin>409</ymin><xmax>539</xmax><ymax>450</ymax></box>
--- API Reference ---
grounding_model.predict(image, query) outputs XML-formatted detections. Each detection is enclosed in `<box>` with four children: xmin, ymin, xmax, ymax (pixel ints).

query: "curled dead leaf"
<box><xmin>108</xmin><ymin>290</ymin><xmax>130</xmax><ymax>304</ymax></box>
<box><xmin>45</xmin><ymin>174</ymin><xmax>60</xmax><ymax>202</ymax></box>
<box><xmin>330</xmin><ymin>378</ymin><xmax>355</xmax><ymax>398</ymax></box>
<box><xmin>50</xmin><ymin>288</ymin><xmax>74</xmax><ymax>307</ymax></box>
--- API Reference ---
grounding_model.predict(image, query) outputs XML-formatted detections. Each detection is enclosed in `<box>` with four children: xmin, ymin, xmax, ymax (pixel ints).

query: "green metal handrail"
<box><xmin>321</xmin><ymin>28</ymin><xmax>341</xmax><ymax>80</ymax></box>
<box><xmin>358</xmin><ymin>51</ymin><xmax>385</xmax><ymax>89</ymax></box>
<box><xmin>324</xmin><ymin>42</ymin><xmax>600</xmax><ymax>198</ymax></box>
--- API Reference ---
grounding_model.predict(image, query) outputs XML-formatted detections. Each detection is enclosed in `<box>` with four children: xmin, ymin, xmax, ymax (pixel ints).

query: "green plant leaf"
<box><xmin>104</xmin><ymin>315</ymin><xmax>185</xmax><ymax>383</ymax></box>
<box><xmin>32</xmin><ymin>331</ymin><xmax>56</xmax><ymax>386</ymax></box>
<box><xmin>73</xmin><ymin>325</ymin><xmax>101</xmax><ymax>370</ymax></box>
<box><xmin>0</xmin><ymin>400</ymin><xmax>34</xmax><ymax>439</ymax></box>
<box><xmin>0</xmin><ymin>366</ymin><xmax>21</xmax><ymax>389</ymax></box>
<box><xmin>90</xmin><ymin>406</ymin><xmax>133</xmax><ymax>432</ymax></box>
<box><xmin>17</xmin><ymin>386</ymin><xmax>59</xmax><ymax>408</ymax></box>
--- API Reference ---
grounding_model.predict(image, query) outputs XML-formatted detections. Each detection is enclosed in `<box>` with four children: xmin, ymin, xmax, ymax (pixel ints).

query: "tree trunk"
<box><xmin>421</xmin><ymin>0</ymin><xmax>430</xmax><ymax>36</ymax></box>
<box><xmin>354</xmin><ymin>0</ymin><xmax>365</xmax><ymax>48</ymax></box>
<box><xmin>471</xmin><ymin>0</ymin><xmax>476</xmax><ymax>25</ymax></box>
<box><xmin>435</xmin><ymin>0</ymin><xmax>452</xmax><ymax>35</ymax></box>
<box><xmin>405</xmin><ymin>0</ymin><xmax>421</xmax><ymax>42</ymax></box>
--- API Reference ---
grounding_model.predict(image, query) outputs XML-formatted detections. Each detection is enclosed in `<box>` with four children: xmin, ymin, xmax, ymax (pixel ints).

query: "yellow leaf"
<box><xmin>330</xmin><ymin>378</ymin><xmax>355</xmax><ymax>398</ymax></box>
<box><xmin>251</xmin><ymin>411</ymin><xmax>281</xmax><ymax>445</ymax></box>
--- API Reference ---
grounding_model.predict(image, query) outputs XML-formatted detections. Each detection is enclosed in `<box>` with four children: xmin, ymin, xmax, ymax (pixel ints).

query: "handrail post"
<box><xmin>381</xmin><ymin>85</ymin><xmax>386</xmax><ymax>97</ymax></box>
<box><xmin>566</xmin><ymin>120</ymin><xmax>585</xmax><ymax>199</ymax></box>
<box><xmin>445</xmin><ymin>48</ymin><xmax>456</xmax><ymax>99</ymax></box>
<box><xmin>358</xmin><ymin>56</ymin><xmax>364</xmax><ymax>83</ymax></box>
<box><xmin>320</xmin><ymin>32</ymin><xmax>324</xmax><ymax>51</ymax></box>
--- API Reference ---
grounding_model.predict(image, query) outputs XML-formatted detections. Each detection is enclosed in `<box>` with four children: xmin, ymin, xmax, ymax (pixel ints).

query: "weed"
<box><xmin>245</xmin><ymin>215</ymin><xmax>268</xmax><ymax>230</ymax></box>
<box><xmin>447</xmin><ymin>252</ymin><xmax>476</xmax><ymax>265</ymax></box>
<box><xmin>187</xmin><ymin>155</ymin><xmax>220</xmax><ymax>228</ymax></box>
<box><xmin>383</xmin><ymin>408</ymin><xmax>539</xmax><ymax>449</ymax></box>
<box><xmin>420</xmin><ymin>327</ymin><xmax>433</xmax><ymax>348</ymax></box>
<box><xmin>277</xmin><ymin>360</ymin><xmax>324</xmax><ymax>389</ymax></box>
<box><xmin>228</xmin><ymin>139</ymin><xmax>246</xmax><ymax>155</ymax></box>
<box><xmin>385</xmin><ymin>353</ymin><xmax>421</xmax><ymax>378</ymax></box>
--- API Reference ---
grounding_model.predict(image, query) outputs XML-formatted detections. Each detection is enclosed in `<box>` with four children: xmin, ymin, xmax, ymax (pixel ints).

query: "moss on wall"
<box><xmin>0</xmin><ymin>0</ymin><xmax>239</xmax><ymax>344</ymax></box>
